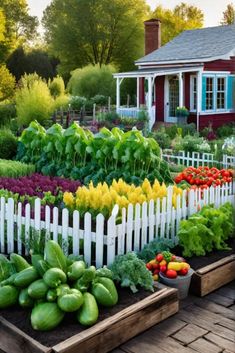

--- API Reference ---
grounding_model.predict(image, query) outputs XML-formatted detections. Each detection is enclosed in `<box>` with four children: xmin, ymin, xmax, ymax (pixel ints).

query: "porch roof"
<box><xmin>113</xmin><ymin>65</ymin><xmax>203</xmax><ymax>78</ymax></box>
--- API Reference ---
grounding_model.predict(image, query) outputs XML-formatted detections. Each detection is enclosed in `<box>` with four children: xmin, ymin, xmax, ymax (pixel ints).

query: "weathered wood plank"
<box><xmin>122</xmin><ymin>333</ymin><xmax>197</xmax><ymax>353</ymax></box>
<box><xmin>188</xmin><ymin>338</ymin><xmax>222</xmax><ymax>353</ymax></box>
<box><xmin>194</xmin><ymin>298</ymin><xmax>235</xmax><ymax>321</ymax></box>
<box><xmin>197</xmin><ymin>254</ymin><xmax>235</xmax><ymax>275</ymax></box>
<box><xmin>205</xmin><ymin>332</ymin><xmax>235</xmax><ymax>351</ymax></box>
<box><xmin>205</xmin><ymin>292</ymin><xmax>234</xmax><ymax>307</ymax></box>
<box><xmin>216</xmin><ymin>287</ymin><xmax>235</xmax><ymax>300</ymax></box>
<box><xmin>149</xmin><ymin>318</ymin><xmax>187</xmax><ymax>337</ymax></box>
<box><xmin>0</xmin><ymin>316</ymin><xmax>51</xmax><ymax>353</ymax></box>
<box><xmin>191</xmin><ymin>258</ymin><xmax>235</xmax><ymax>296</ymax></box>
<box><xmin>217</xmin><ymin>317</ymin><xmax>235</xmax><ymax>331</ymax></box>
<box><xmin>52</xmin><ymin>288</ymin><xmax>179</xmax><ymax>353</ymax></box>
<box><xmin>172</xmin><ymin>323</ymin><xmax>208</xmax><ymax>344</ymax></box>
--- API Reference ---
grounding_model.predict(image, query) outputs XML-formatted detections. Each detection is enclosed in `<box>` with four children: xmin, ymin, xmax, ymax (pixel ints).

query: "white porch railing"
<box><xmin>117</xmin><ymin>106</ymin><xmax>155</xmax><ymax>130</ymax></box>
<box><xmin>0</xmin><ymin>183</ymin><xmax>234</xmax><ymax>267</ymax></box>
<box><xmin>162</xmin><ymin>149</ymin><xmax>235</xmax><ymax>169</ymax></box>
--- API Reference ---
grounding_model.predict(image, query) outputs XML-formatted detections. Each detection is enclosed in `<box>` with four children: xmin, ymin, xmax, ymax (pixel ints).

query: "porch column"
<box><xmin>196</xmin><ymin>70</ymin><xmax>202</xmax><ymax>132</ymax></box>
<box><xmin>178</xmin><ymin>72</ymin><xmax>183</xmax><ymax>107</ymax></box>
<box><xmin>147</xmin><ymin>77</ymin><xmax>153</xmax><ymax>113</ymax></box>
<box><xmin>116</xmin><ymin>77</ymin><xmax>120</xmax><ymax>110</ymax></box>
<box><xmin>137</xmin><ymin>77</ymin><xmax>140</xmax><ymax>109</ymax></box>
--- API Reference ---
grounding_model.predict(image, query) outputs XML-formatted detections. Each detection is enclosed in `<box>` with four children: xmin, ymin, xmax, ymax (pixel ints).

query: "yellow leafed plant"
<box><xmin>63</xmin><ymin>179</ymin><xmax>183</xmax><ymax>219</ymax></box>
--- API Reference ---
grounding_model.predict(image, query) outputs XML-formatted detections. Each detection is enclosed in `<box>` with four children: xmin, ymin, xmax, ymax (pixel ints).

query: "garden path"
<box><xmin>111</xmin><ymin>281</ymin><xmax>235</xmax><ymax>353</ymax></box>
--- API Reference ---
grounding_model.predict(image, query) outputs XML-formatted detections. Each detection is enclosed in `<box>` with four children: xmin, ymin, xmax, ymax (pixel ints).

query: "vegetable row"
<box><xmin>17</xmin><ymin>121</ymin><xmax>172</xmax><ymax>185</ymax></box>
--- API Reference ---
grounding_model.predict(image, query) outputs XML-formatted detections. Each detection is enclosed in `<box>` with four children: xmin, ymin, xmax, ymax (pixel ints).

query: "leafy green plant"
<box><xmin>178</xmin><ymin>203</ymin><xmax>234</xmax><ymax>257</ymax></box>
<box><xmin>17</xmin><ymin>121</ymin><xmax>172</xmax><ymax>185</ymax></box>
<box><xmin>152</xmin><ymin>129</ymin><xmax>171</xmax><ymax>149</ymax></box>
<box><xmin>0</xmin><ymin>159</ymin><xmax>35</xmax><ymax>177</ymax></box>
<box><xmin>69</xmin><ymin>96</ymin><xmax>87</xmax><ymax>110</ymax></box>
<box><xmin>216</xmin><ymin>123</ymin><xmax>235</xmax><ymax>138</ymax></box>
<box><xmin>109</xmin><ymin>252</ymin><xmax>154</xmax><ymax>293</ymax></box>
<box><xmin>48</xmin><ymin>75</ymin><xmax>65</xmax><ymax>98</ymax></box>
<box><xmin>0</xmin><ymin>128</ymin><xmax>17</xmax><ymax>159</ymax></box>
<box><xmin>138</xmin><ymin>239</ymin><xmax>174</xmax><ymax>263</ymax></box>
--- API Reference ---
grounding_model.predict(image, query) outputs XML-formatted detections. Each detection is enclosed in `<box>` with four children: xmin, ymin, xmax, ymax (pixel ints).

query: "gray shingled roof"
<box><xmin>136</xmin><ymin>24</ymin><xmax>235</xmax><ymax>64</ymax></box>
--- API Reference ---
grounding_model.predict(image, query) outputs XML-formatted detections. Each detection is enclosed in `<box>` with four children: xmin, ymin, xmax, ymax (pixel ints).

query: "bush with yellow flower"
<box><xmin>63</xmin><ymin>179</ymin><xmax>183</xmax><ymax>219</ymax></box>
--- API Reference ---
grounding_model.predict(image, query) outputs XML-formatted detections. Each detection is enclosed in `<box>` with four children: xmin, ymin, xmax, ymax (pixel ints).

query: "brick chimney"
<box><xmin>144</xmin><ymin>19</ymin><xmax>161</xmax><ymax>55</ymax></box>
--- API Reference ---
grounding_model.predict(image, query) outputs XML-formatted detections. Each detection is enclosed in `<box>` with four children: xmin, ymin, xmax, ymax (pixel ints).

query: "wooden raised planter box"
<box><xmin>190</xmin><ymin>254</ymin><xmax>235</xmax><ymax>297</ymax></box>
<box><xmin>0</xmin><ymin>286</ymin><xmax>178</xmax><ymax>353</ymax></box>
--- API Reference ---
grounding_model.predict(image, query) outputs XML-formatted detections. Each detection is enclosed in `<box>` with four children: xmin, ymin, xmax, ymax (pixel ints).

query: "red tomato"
<box><xmin>165</xmin><ymin>269</ymin><xmax>177</xmax><ymax>279</ymax></box>
<box><xmin>174</xmin><ymin>176</ymin><xmax>182</xmax><ymax>184</ymax></box>
<box><xmin>178</xmin><ymin>268</ymin><xmax>188</xmax><ymax>276</ymax></box>
<box><xmin>156</xmin><ymin>254</ymin><xmax>163</xmax><ymax>262</ymax></box>
<box><xmin>152</xmin><ymin>263</ymin><xmax>159</xmax><ymax>270</ymax></box>
<box><xmin>153</xmin><ymin>269</ymin><xmax>160</xmax><ymax>275</ymax></box>
<box><xmin>146</xmin><ymin>263</ymin><xmax>152</xmax><ymax>271</ymax></box>
<box><xmin>160</xmin><ymin>265</ymin><xmax>167</xmax><ymax>273</ymax></box>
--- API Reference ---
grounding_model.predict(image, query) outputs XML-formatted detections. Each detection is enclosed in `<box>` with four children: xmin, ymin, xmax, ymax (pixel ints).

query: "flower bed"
<box><xmin>63</xmin><ymin>178</ymin><xmax>183</xmax><ymax>218</ymax></box>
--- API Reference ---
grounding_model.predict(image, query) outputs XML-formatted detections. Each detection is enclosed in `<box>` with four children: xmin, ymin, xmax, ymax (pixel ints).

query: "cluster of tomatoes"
<box><xmin>146</xmin><ymin>251</ymin><xmax>190</xmax><ymax>280</ymax></box>
<box><xmin>174</xmin><ymin>166</ymin><xmax>233</xmax><ymax>188</ymax></box>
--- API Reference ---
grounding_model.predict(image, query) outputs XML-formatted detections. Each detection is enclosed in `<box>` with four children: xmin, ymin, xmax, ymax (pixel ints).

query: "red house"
<box><xmin>114</xmin><ymin>20</ymin><xmax>235</xmax><ymax>130</ymax></box>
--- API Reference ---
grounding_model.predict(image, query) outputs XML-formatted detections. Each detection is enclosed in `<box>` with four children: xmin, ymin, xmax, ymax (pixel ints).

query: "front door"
<box><xmin>165</xmin><ymin>76</ymin><xmax>179</xmax><ymax>122</ymax></box>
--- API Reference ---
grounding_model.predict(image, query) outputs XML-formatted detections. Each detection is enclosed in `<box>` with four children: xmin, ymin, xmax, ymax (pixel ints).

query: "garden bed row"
<box><xmin>1</xmin><ymin>250</ymin><xmax>234</xmax><ymax>353</ymax></box>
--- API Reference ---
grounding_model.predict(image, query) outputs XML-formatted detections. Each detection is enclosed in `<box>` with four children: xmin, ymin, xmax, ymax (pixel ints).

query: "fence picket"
<box><xmin>84</xmin><ymin>212</ymin><xmax>92</xmax><ymax>265</ymax></box>
<box><xmin>0</xmin><ymin>197</ymin><xmax>5</xmax><ymax>253</ymax></box>
<box><xmin>148</xmin><ymin>200</ymin><xmax>155</xmax><ymax>243</ymax></box>
<box><xmin>62</xmin><ymin>208</ymin><xmax>69</xmax><ymax>255</ymax></box>
<box><xmin>45</xmin><ymin>206</ymin><xmax>51</xmax><ymax>242</ymax></box>
<box><xmin>95</xmin><ymin>214</ymin><xmax>104</xmax><ymax>268</ymax></box>
<box><xmin>72</xmin><ymin>210</ymin><xmax>80</xmax><ymax>256</ymax></box>
<box><xmin>155</xmin><ymin>198</ymin><xmax>160</xmax><ymax>237</ymax></box>
<box><xmin>126</xmin><ymin>204</ymin><xmax>133</xmax><ymax>252</ymax></box>
<box><xmin>141</xmin><ymin>202</ymin><xmax>148</xmax><ymax>249</ymax></box>
<box><xmin>134</xmin><ymin>203</ymin><xmax>141</xmax><ymax>252</ymax></box>
<box><xmin>160</xmin><ymin>198</ymin><xmax>166</xmax><ymax>238</ymax></box>
<box><xmin>7</xmin><ymin>198</ymin><xmax>14</xmax><ymax>254</ymax></box>
<box><xmin>17</xmin><ymin>203</ymin><xmax>22</xmax><ymax>255</ymax></box>
<box><xmin>25</xmin><ymin>204</ymin><xmax>30</xmax><ymax>255</ymax></box>
<box><xmin>52</xmin><ymin>207</ymin><xmax>59</xmax><ymax>242</ymax></box>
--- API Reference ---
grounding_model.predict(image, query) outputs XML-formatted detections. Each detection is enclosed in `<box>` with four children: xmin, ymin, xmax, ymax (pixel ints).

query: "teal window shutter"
<box><xmin>201</xmin><ymin>76</ymin><xmax>206</xmax><ymax>111</ymax></box>
<box><xmin>227</xmin><ymin>75</ymin><xmax>234</xmax><ymax>110</ymax></box>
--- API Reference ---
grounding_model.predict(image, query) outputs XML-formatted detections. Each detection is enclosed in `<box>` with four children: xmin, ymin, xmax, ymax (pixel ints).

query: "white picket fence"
<box><xmin>0</xmin><ymin>183</ymin><xmax>234</xmax><ymax>267</ymax></box>
<box><xmin>162</xmin><ymin>150</ymin><xmax>235</xmax><ymax>169</ymax></box>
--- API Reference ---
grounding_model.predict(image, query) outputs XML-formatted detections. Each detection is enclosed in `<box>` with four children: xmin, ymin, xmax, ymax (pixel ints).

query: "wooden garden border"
<box><xmin>190</xmin><ymin>254</ymin><xmax>235</xmax><ymax>297</ymax></box>
<box><xmin>0</xmin><ymin>286</ymin><xmax>178</xmax><ymax>353</ymax></box>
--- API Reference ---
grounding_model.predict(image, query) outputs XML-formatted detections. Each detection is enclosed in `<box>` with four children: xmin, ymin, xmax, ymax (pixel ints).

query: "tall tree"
<box><xmin>152</xmin><ymin>2</ymin><xmax>204</xmax><ymax>45</ymax></box>
<box><xmin>42</xmin><ymin>0</ymin><xmax>149</xmax><ymax>78</ymax></box>
<box><xmin>221</xmin><ymin>3</ymin><xmax>235</xmax><ymax>25</ymax></box>
<box><xmin>0</xmin><ymin>0</ymin><xmax>38</xmax><ymax>62</ymax></box>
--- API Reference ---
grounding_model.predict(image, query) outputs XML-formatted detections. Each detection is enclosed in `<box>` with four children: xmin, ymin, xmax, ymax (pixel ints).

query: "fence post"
<box><xmin>7</xmin><ymin>198</ymin><xmax>14</xmax><ymax>254</ymax></box>
<box><xmin>0</xmin><ymin>197</ymin><xmax>5</xmax><ymax>253</ymax></box>
<box><xmin>108</xmin><ymin>97</ymin><xmax>111</xmax><ymax>112</ymax></box>
<box><xmin>93</xmin><ymin>103</ymin><xmax>96</xmax><ymax>120</ymax></box>
<box><xmin>107</xmin><ymin>205</ymin><xmax>118</xmax><ymax>266</ymax></box>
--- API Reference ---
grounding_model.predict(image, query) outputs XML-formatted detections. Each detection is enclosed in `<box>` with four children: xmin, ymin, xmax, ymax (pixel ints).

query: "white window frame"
<box><xmin>216</xmin><ymin>75</ymin><xmax>227</xmax><ymax>111</ymax></box>
<box><xmin>190</xmin><ymin>75</ymin><xmax>197</xmax><ymax>112</ymax></box>
<box><xmin>205</xmin><ymin>75</ymin><xmax>215</xmax><ymax>112</ymax></box>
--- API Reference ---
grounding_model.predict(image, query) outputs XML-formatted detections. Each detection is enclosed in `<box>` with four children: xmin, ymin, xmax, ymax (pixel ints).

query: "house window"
<box><xmin>216</xmin><ymin>77</ymin><xmax>226</xmax><ymax>109</ymax></box>
<box><xmin>205</xmin><ymin>77</ymin><xmax>214</xmax><ymax>110</ymax></box>
<box><xmin>190</xmin><ymin>76</ymin><xmax>197</xmax><ymax>111</ymax></box>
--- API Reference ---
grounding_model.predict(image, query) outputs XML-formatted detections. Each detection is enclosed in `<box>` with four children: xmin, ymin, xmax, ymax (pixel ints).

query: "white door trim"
<box><xmin>164</xmin><ymin>75</ymin><xmax>178</xmax><ymax>123</ymax></box>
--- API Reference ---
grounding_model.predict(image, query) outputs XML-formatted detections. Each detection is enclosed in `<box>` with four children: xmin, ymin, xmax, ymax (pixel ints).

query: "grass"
<box><xmin>0</xmin><ymin>159</ymin><xmax>35</xmax><ymax>178</ymax></box>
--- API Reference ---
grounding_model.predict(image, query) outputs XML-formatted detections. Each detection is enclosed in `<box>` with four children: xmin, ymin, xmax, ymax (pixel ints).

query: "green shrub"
<box><xmin>16</xmin><ymin>80</ymin><xmax>54</xmax><ymax>127</ymax></box>
<box><xmin>165</xmin><ymin>124</ymin><xmax>178</xmax><ymax>139</ymax></box>
<box><xmin>216</xmin><ymin>123</ymin><xmax>235</xmax><ymax>138</ymax></box>
<box><xmin>92</xmin><ymin>95</ymin><xmax>108</xmax><ymax>106</ymax></box>
<box><xmin>19</xmin><ymin>72</ymin><xmax>42</xmax><ymax>89</ymax></box>
<box><xmin>181</xmin><ymin>123</ymin><xmax>196</xmax><ymax>137</ymax></box>
<box><xmin>53</xmin><ymin>95</ymin><xmax>69</xmax><ymax>111</ymax></box>
<box><xmin>152</xmin><ymin>130</ymin><xmax>171</xmax><ymax>149</ymax></box>
<box><xmin>0</xmin><ymin>65</ymin><xmax>15</xmax><ymax>102</ymax></box>
<box><xmin>0</xmin><ymin>159</ymin><xmax>35</xmax><ymax>177</ymax></box>
<box><xmin>49</xmin><ymin>75</ymin><xmax>65</xmax><ymax>98</ymax></box>
<box><xmin>69</xmin><ymin>96</ymin><xmax>87</xmax><ymax>110</ymax></box>
<box><xmin>67</xmin><ymin>64</ymin><xmax>115</xmax><ymax>99</ymax></box>
<box><xmin>0</xmin><ymin>104</ymin><xmax>16</xmax><ymax>127</ymax></box>
<box><xmin>0</xmin><ymin>129</ymin><xmax>18</xmax><ymax>159</ymax></box>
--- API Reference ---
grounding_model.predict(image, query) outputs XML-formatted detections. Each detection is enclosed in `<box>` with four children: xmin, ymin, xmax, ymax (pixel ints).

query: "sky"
<box><xmin>27</xmin><ymin>0</ymin><xmax>234</xmax><ymax>28</ymax></box>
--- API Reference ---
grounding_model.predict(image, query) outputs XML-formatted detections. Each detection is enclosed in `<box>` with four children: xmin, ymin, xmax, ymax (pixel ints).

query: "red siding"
<box><xmin>188</xmin><ymin>113</ymin><xmax>235</xmax><ymax>130</ymax></box>
<box><xmin>155</xmin><ymin>76</ymin><xmax>165</xmax><ymax>122</ymax></box>
<box><xmin>204</xmin><ymin>57</ymin><xmax>235</xmax><ymax>73</ymax></box>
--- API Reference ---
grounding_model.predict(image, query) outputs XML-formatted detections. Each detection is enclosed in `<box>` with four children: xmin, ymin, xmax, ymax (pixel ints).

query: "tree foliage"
<box><xmin>0</xmin><ymin>64</ymin><xmax>15</xmax><ymax>101</ymax></box>
<box><xmin>0</xmin><ymin>0</ymin><xmax>38</xmax><ymax>62</ymax></box>
<box><xmin>220</xmin><ymin>3</ymin><xmax>235</xmax><ymax>25</ymax></box>
<box><xmin>67</xmin><ymin>65</ymin><xmax>115</xmax><ymax>99</ymax></box>
<box><xmin>42</xmin><ymin>0</ymin><xmax>149</xmax><ymax>77</ymax></box>
<box><xmin>151</xmin><ymin>2</ymin><xmax>204</xmax><ymax>45</ymax></box>
<box><xmin>7</xmin><ymin>47</ymin><xmax>58</xmax><ymax>81</ymax></box>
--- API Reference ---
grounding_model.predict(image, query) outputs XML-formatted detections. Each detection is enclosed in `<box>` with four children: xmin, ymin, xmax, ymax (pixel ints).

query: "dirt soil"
<box><xmin>0</xmin><ymin>285</ymin><xmax>159</xmax><ymax>347</ymax></box>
